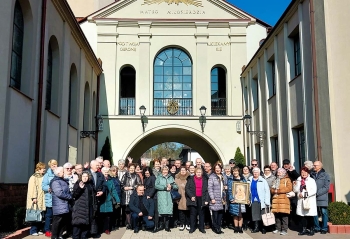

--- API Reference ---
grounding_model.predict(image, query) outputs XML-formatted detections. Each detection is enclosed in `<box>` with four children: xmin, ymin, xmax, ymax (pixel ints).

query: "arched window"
<box><xmin>45</xmin><ymin>36</ymin><xmax>60</xmax><ymax>114</ymax></box>
<box><xmin>83</xmin><ymin>82</ymin><xmax>90</xmax><ymax>130</ymax></box>
<box><xmin>68</xmin><ymin>64</ymin><xmax>78</xmax><ymax>127</ymax></box>
<box><xmin>153</xmin><ymin>48</ymin><xmax>192</xmax><ymax>115</ymax></box>
<box><xmin>211</xmin><ymin>67</ymin><xmax>226</xmax><ymax>115</ymax></box>
<box><xmin>10</xmin><ymin>0</ymin><xmax>24</xmax><ymax>90</ymax></box>
<box><xmin>119</xmin><ymin>66</ymin><xmax>135</xmax><ymax>115</ymax></box>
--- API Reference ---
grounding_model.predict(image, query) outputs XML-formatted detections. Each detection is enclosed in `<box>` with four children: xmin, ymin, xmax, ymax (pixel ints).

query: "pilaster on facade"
<box><xmin>248</xmin><ymin>69</ymin><xmax>255</xmax><ymax>160</ymax></box>
<box><xmin>263</xmin><ymin>49</ymin><xmax>272</xmax><ymax>165</ymax></box>
<box><xmin>298</xmin><ymin>2</ymin><xmax>313</xmax><ymax>162</ymax></box>
<box><xmin>257</xmin><ymin>58</ymin><xmax>264</xmax><ymax>165</ymax></box>
<box><xmin>283</xmin><ymin>23</ymin><xmax>294</xmax><ymax>164</ymax></box>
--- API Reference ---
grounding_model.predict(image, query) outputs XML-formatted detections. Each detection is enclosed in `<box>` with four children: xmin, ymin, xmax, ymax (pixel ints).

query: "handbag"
<box><xmin>25</xmin><ymin>203</ymin><xmax>43</xmax><ymax>222</ymax></box>
<box><xmin>302</xmin><ymin>191</ymin><xmax>310</xmax><ymax>210</ymax></box>
<box><xmin>170</xmin><ymin>189</ymin><xmax>181</xmax><ymax>201</ymax></box>
<box><xmin>262</xmin><ymin>206</ymin><xmax>275</xmax><ymax>226</ymax></box>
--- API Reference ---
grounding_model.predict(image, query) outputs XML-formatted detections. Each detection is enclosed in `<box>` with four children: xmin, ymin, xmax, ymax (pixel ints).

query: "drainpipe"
<box><xmin>34</xmin><ymin>0</ymin><xmax>47</xmax><ymax>167</ymax></box>
<box><xmin>309</xmin><ymin>0</ymin><xmax>322</xmax><ymax>161</ymax></box>
<box><xmin>95</xmin><ymin>74</ymin><xmax>101</xmax><ymax>157</ymax></box>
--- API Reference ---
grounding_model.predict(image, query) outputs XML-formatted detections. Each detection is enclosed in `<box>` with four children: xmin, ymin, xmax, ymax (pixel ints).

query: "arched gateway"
<box><xmin>122</xmin><ymin>125</ymin><xmax>224</xmax><ymax>164</ymax></box>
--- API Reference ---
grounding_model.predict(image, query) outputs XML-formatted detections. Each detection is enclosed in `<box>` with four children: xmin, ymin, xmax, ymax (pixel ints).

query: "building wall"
<box><xmin>81</xmin><ymin>0</ymin><xmax>267</xmax><ymax>164</ymax></box>
<box><xmin>323</xmin><ymin>0</ymin><xmax>350</xmax><ymax>202</ymax></box>
<box><xmin>0</xmin><ymin>0</ymin><xmax>101</xmax><ymax>184</ymax></box>
<box><xmin>242</xmin><ymin>0</ymin><xmax>350</xmax><ymax>203</ymax></box>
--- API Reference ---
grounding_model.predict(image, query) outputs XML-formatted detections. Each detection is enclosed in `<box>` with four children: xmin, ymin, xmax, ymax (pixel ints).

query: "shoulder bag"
<box><xmin>302</xmin><ymin>191</ymin><xmax>310</xmax><ymax>210</ymax></box>
<box><xmin>25</xmin><ymin>203</ymin><xmax>43</xmax><ymax>222</ymax></box>
<box><xmin>262</xmin><ymin>206</ymin><xmax>275</xmax><ymax>226</ymax></box>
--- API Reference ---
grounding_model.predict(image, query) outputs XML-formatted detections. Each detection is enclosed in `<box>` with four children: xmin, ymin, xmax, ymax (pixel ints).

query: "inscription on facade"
<box><xmin>142</xmin><ymin>0</ymin><xmax>203</xmax><ymax>7</ymax></box>
<box><xmin>207</xmin><ymin>42</ymin><xmax>230</xmax><ymax>51</ymax></box>
<box><xmin>118</xmin><ymin>42</ymin><xmax>140</xmax><ymax>52</ymax></box>
<box><xmin>140</xmin><ymin>9</ymin><xmax>205</xmax><ymax>15</ymax></box>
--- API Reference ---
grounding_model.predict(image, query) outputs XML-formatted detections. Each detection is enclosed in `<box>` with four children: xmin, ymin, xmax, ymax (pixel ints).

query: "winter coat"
<box><xmin>247</xmin><ymin>176</ymin><xmax>271</xmax><ymax>210</ymax></box>
<box><xmin>144</xmin><ymin>175</ymin><xmax>156</xmax><ymax>198</ymax></box>
<box><xmin>311</xmin><ymin>169</ymin><xmax>330</xmax><ymax>207</ymax></box>
<box><xmin>287</xmin><ymin>169</ymin><xmax>300</xmax><ymax>182</ymax></box>
<box><xmin>294</xmin><ymin>176</ymin><xmax>317</xmax><ymax>216</ymax></box>
<box><xmin>228</xmin><ymin>176</ymin><xmax>247</xmax><ymax>216</ymax></box>
<box><xmin>185</xmin><ymin>175</ymin><xmax>210</xmax><ymax>207</ymax></box>
<box><xmin>72</xmin><ymin>180</ymin><xmax>95</xmax><ymax>225</ymax></box>
<box><xmin>26</xmin><ymin>172</ymin><xmax>46</xmax><ymax>211</ymax></box>
<box><xmin>152</xmin><ymin>168</ymin><xmax>161</xmax><ymax>178</ymax></box>
<box><xmin>50</xmin><ymin>176</ymin><xmax>72</xmax><ymax>215</ymax></box>
<box><xmin>263</xmin><ymin>173</ymin><xmax>276</xmax><ymax>188</ymax></box>
<box><xmin>121</xmin><ymin>172</ymin><xmax>142</xmax><ymax>205</ymax></box>
<box><xmin>223</xmin><ymin>174</ymin><xmax>233</xmax><ymax>211</ymax></box>
<box><xmin>155</xmin><ymin>173</ymin><xmax>178</xmax><ymax>215</ymax></box>
<box><xmin>100</xmin><ymin>177</ymin><xmax>120</xmax><ymax>213</ymax></box>
<box><xmin>118</xmin><ymin>168</ymin><xmax>127</xmax><ymax>181</ymax></box>
<box><xmin>129</xmin><ymin>192</ymin><xmax>155</xmax><ymax>217</ymax></box>
<box><xmin>271</xmin><ymin>176</ymin><xmax>292</xmax><ymax>214</ymax></box>
<box><xmin>175</xmin><ymin>171</ymin><xmax>190</xmax><ymax>210</ymax></box>
<box><xmin>110</xmin><ymin>176</ymin><xmax>122</xmax><ymax>200</ymax></box>
<box><xmin>42</xmin><ymin>169</ymin><xmax>55</xmax><ymax>207</ymax></box>
<box><xmin>208</xmin><ymin>173</ymin><xmax>225</xmax><ymax>211</ymax></box>
<box><xmin>88</xmin><ymin>169</ymin><xmax>106</xmax><ymax>194</ymax></box>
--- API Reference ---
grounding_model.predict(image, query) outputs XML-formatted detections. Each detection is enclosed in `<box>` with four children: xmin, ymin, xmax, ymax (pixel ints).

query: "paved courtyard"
<box><xmin>22</xmin><ymin>227</ymin><xmax>350</xmax><ymax>239</ymax></box>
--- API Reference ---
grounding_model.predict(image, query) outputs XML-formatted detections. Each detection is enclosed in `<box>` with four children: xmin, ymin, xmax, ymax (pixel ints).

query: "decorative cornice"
<box><xmin>51</xmin><ymin>0</ymin><xmax>102</xmax><ymax>75</ymax></box>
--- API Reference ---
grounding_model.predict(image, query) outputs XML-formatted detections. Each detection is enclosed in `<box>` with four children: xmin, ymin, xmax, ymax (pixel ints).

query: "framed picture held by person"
<box><xmin>232</xmin><ymin>182</ymin><xmax>250</xmax><ymax>204</ymax></box>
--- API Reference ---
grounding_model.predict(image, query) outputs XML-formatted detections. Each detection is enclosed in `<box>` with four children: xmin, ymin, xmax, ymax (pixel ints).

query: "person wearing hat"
<box><xmin>229</xmin><ymin>159</ymin><xmax>236</xmax><ymax>170</ymax></box>
<box><xmin>282</xmin><ymin>159</ymin><xmax>299</xmax><ymax>182</ymax></box>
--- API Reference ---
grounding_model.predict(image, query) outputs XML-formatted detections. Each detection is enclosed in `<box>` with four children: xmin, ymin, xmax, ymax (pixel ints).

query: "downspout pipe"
<box><xmin>95</xmin><ymin>74</ymin><xmax>101</xmax><ymax>157</ymax></box>
<box><xmin>34</xmin><ymin>0</ymin><xmax>47</xmax><ymax>167</ymax></box>
<box><xmin>309</xmin><ymin>0</ymin><xmax>322</xmax><ymax>161</ymax></box>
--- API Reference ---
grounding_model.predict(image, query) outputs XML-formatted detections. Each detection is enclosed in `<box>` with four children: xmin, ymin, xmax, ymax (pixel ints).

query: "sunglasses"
<box><xmin>252</xmin><ymin>164</ymin><xmax>258</xmax><ymax>166</ymax></box>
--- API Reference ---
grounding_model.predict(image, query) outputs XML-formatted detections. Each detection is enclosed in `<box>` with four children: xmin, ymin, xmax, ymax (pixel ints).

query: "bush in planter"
<box><xmin>328</xmin><ymin>201</ymin><xmax>350</xmax><ymax>225</ymax></box>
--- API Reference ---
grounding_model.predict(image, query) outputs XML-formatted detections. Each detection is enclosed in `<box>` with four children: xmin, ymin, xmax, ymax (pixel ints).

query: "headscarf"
<box><xmin>273</xmin><ymin>168</ymin><xmax>287</xmax><ymax>189</ymax></box>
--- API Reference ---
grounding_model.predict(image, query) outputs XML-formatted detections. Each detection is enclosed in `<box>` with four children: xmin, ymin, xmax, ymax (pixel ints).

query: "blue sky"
<box><xmin>227</xmin><ymin>0</ymin><xmax>292</xmax><ymax>26</ymax></box>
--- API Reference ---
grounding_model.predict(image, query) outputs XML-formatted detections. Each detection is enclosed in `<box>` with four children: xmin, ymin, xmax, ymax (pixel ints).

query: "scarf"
<box><xmin>300</xmin><ymin>177</ymin><xmax>306</xmax><ymax>192</ymax></box>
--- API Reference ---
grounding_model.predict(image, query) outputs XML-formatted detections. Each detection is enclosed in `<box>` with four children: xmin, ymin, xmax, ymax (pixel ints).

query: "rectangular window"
<box><xmin>252</xmin><ymin>78</ymin><xmax>259</xmax><ymax>110</ymax></box>
<box><xmin>297</xmin><ymin>128</ymin><xmax>305</xmax><ymax>167</ymax></box>
<box><xmin>294</xmin><ymin>36</ymin><xmax>301</xmax><ymax>77</ymax></box>
<box><xmin>274</xmin><ymin>137</ymin><xmax>279</xmax><ymax>166</ymax></box>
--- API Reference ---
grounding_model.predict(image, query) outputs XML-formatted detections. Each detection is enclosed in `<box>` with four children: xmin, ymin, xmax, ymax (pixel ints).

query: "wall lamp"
<box><xmin>139</xmin><ymin>105</ymin><xmax>148</xmax><ymax>133</ymax></box>
<box><xmin>243</xmin><ymin>114</ymin><xmax>266</xmax><ymax>146</ymax></box>
<box><xmin>80</xmin><ymin>114</ymin><xmax>103</xmax><ymax>138</ymax></box>
<box><xmin>199</xmin><ymin>106</ymin><xmax>207</xmax><ymax>133</ymax></box>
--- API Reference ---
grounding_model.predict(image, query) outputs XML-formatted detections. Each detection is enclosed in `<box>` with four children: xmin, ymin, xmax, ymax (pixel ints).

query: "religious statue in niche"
<box><xmin>142</xmin><ymin>0</ymin><xmax>203</xmax><ymax>7</ymax></box>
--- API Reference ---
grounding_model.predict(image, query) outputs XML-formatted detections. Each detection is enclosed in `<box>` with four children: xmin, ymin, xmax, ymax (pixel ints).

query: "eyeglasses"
<box><xmin>229</xmin><ymin>162</ymin><xmax>235</xmax><ymax>164</ymax></box>
<box><xmin>65</xmin><ymin>168</ymin><xmax>73</xmax><ymax>170</ymax></box>
<box><xmin>252</xmin><ymin>164</ymin><xmax>258</xmax><ymax>166</ymax></box>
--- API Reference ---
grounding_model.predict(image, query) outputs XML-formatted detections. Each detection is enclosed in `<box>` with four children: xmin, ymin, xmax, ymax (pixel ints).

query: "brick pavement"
<box><xmin>22</xmin><ymin>227</ymin><xmax>350</xmax><ymax>239</ymax></box>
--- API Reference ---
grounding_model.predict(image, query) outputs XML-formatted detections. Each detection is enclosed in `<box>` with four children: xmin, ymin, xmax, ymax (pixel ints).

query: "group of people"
<box><xmin>26</xmin><ymin>156</ymin><xmax>330</xmax><ymax>238</ymax></box>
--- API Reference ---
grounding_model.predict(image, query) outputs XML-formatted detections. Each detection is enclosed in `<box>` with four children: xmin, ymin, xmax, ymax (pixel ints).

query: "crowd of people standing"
<box><xmin>26</xmin><ymin>156</ymin><xmax>330</xmax><ymax>238</ymax></box>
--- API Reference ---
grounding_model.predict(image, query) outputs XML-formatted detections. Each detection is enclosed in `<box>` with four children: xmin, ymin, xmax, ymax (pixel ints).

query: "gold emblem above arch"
<box><xmin>167</xmin><ymin>99</ymin><xmax>179</xmax><ymax>115</ymax></box>
<box><xmin>142</xmin><ymin>0</ymin><xmax>203</xmax><ymax>7</ymax></box>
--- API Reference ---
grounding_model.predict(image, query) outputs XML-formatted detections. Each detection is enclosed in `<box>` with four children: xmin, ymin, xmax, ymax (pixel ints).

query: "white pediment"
<box><xmin>89</xmin><ymin>0</ymin><xmax>256</xmax><ymax>22</ymax></box>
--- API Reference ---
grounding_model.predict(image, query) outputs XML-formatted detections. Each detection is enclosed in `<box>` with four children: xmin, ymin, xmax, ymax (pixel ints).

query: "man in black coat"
<box><xmin>129</xmin><ymin>185</ymin><xmax>155</xmax><ymax>233</ymax></box>
<box><xmin>282</xmin><ymin>159</ymin><xmax>300</xmax><ymax>181</ymax></box>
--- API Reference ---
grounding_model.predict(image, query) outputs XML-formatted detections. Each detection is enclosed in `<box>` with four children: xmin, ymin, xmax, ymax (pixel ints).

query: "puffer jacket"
<box><xmin>50</xmin><ymin>176</ymin><xmax>72</xmax><ymax>215</ymax></box>
<box><xmin>72</xmin><ymin>179</ymin><xmax>95</xmax><ymax>225</ymax></box>
<box><xmin>208</xmin><ymin>173</ymin><xmax>225</xmax><ymax>211</ymax></box>
<box><xmin>271</xmin><ymin>176</ymin><xmax>292</xmax><ymax>214</ymax></box>
<box><xmin>311</xmin><ymin>169</ymin><xmax>330</xmax><ymax>207</ymax></box>
<box><xmin>175</xmin><ymin>171</ymin><xmax>190</xmax><ymax>210</ymax></box>
<box><xmin>185</xmin><ymin>175</ymin><xmax>209</xmax><ymax>207</ymax></box>
<box><xmin>155</xmin><ymin>173</ymin><xmax>178</xmax><ymax>215</ymax></box>
<box><xmin>228</xmin><ymin>176</ymin><xmax>247</xmax><ymax>216</ymax></box>
<box><xmin>26</xmin><ymin>172</ymin><xmax>45</xmax><ymax>211</ymax></box>
<box><xmin>100</xmin><ymin>177</ymin><xmax>120</xmax><ymax>213</ymax></box>
<box><xmin>42</xmin><ymin>169</ymin><xmax>55</xmax><ymax>207</ymax></box>
<box><xmin>223</xmin><ymin>174</ymin><xmax>233</xmax><ymax>208</ymax></box>
<box><xmin>121</xmin><ymin>172</ymin><xmax>141</xmax><ymax>205</ymax></box>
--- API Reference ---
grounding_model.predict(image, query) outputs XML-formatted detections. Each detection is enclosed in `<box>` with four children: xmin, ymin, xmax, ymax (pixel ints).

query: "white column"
<box><xmin>263</xmin><ymin>50</ymin><xmax>272</xmax><ymax>165</ymax></box>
